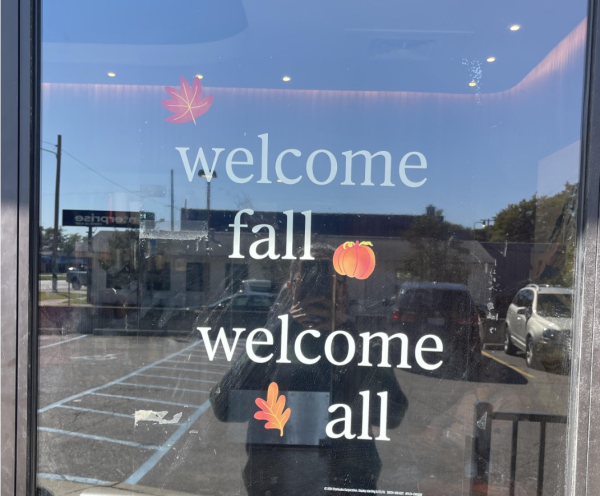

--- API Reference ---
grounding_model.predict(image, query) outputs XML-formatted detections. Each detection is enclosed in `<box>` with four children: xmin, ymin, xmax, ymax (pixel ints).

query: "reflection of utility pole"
<box><xmin>170</xmin><ymin>169</ymin><xmax>174</xmax><ymax>231</ymax></box>
<box><xmin>87</xmin><ymin>226</ymin><xmax>93</xmax><ymax>303</ymax></box>
<box><xmin>42</xmin><ymin>135</ymin><xmax>62</xmax><ymax>293</ymax></box>
<box><xmin>480</xmin><ymin>218</ymin><xmax>493</xmax><ymax>239</ymax></box>
<box><xmin>198</xmin><ymin>170</ymin><xmax>217</xmax><ymax>231</ymax></box>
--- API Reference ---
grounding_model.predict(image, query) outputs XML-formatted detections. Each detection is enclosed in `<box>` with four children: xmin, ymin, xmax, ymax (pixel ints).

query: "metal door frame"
<box><xmin>2</xmin><ymin>0</ymin><xmax>600</xmax><ymax>494</ymax></box>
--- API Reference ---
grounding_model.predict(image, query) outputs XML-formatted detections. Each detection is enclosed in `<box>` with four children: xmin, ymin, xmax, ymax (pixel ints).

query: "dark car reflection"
<box><xmin>195</xmin><ymin>293</ymin><xmax>276</xmax><ymax>338</ymax></box>
<box><xmin>388</xmin><ymin>282</ymin><xmax>482</xmax><ymax>371</ymax></box>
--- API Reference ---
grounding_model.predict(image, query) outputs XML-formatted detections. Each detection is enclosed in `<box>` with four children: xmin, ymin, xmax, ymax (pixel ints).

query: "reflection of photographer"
<box><xmin>210</xmin><ymin>245</ymin><xmax>409</xmax><ymax>496</ymax></box>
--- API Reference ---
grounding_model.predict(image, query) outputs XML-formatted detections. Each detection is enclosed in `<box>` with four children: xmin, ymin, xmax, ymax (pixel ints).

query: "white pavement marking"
<box><xmin>38</xmin><ymin>338</ymin><xmax>225</xmax><ymax>485</ymax></box>
<box><xmin>164</xmin><ymin>359</ymin><xmax>232</xmax><ymax>368</ymax></box>
<box><xmin>38</xmin><ymin>340</ymin><xmax>203</xmax><ymax>413</ymax></box>
<box><xmin>136</xmin><ymin>373</ymin><xmax>217</xmax><ymax>384</ymax></box>
<box><xmin>119</xmin><ymin>382</ymin><xmax>210</xmax><ymax>394</ymax></box>
<box><xmin>151</xmin><ymin>365</ymin><xmax>227</xmax><ymax>374</ymax></box>
<box><xmin>37</xmin><ymin>473</ymin><xmax>110</xmax><ymax>485</ymax></box>
<box><xmin>153</xmin><ymin>365</ymin><xmax>230</xmax><ymax>376</ymax></box>
<box><xmin>124</xmin><ymin>399</ymin><xmax>211</xmax><ymax>485</ymax></box>
<box><xmin>184</xmin><ymin>353</ymin><xmax>230</xmax><ymax>361</ymax></box>
<box><xmin>39</xmin><ymin>334</ymin><xmax>87</xmax><ymax>349</ymax></box>
<box><xmin>38</xmin><ymin>427</ymin><xmax>160</xmax><ymax>449</ymax></box>
<box><xmin>54</xmin><ymin>405</ymin><xmax>133</xmax><ymax>418</ymax></box>
<box><xmin>92</xmin><ymin>392</ymin><xmax>202</xmax><ymax>408</ymax></box>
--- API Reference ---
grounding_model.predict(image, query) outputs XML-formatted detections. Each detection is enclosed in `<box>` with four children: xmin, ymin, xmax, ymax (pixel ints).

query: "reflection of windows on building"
<box><xmin>186</xmin><ymin>262</ymin><xmax>206</xmax><ymax>292</ymax></box>
<box><xmin>145</xmin><ymin>257</ymin><xmax>170</xmax><ymax>291</ymax></box>
<box><xmin>225</xmin><ymin>263</ymin><xmax>249</xmax><ymax>292</ymax></box>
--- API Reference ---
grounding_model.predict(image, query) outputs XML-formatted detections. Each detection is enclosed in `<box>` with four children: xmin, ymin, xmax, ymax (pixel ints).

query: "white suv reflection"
<box><xmin>504</xmin><ymin>284</ymin><xmax>573</xmax><ymax>369</ymax></box>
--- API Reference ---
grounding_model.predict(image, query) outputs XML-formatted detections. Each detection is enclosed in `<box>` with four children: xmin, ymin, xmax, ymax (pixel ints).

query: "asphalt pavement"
<box><xmin>37</xmin><ymin>335</ymin><xmax>570</xmax><ymax>496</ymax></box>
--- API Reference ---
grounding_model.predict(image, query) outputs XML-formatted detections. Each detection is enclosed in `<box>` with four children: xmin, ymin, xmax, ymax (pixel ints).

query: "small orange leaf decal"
<box><xmin>254</xmin><ymin>382</ymin><xmax>291</xmax><ymax>437</ymax></box>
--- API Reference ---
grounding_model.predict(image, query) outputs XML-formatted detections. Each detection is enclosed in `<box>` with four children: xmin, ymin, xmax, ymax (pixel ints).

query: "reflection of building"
<box><xmin>84</xmin><ymin>211</ymin><xmax>495</xmax><ymax>323</ymax></box>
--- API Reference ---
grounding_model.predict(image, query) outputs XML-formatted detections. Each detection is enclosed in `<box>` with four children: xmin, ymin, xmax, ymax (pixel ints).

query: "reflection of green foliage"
<box><xmin>40</xmin><ymin>226</ymin><xmax>64</xmax><ymax>252</ymax></box>
<box><xmin>489</xmin><ymin>183</ymin><xmax>578</xmax><ymax>244</ymax></box>
<box><xmin>401</xmin><ymin>206</ymin><xmax>470</xmax><ymax>284</ymax></box>
<box><xmin>39</xmin><ymin>227</ymin><xmax>83</xmax><ymax>266</ymax></box>
<box><xmin>488</xmin><ymin>183</ymin><xmax>578</xmax><ymax>287</ymax></box>
<box><xmin>62</xmin><ymin>233</ymin><xmax>82</xmax><ymax>263</ymax></box>
<box><xmin>99</xmin><ymin>229</ymin><xmax>139</xmax><ymax>289</ymax></box>
<box><xmin>488</xmin><ymin>197</ymin><xmax>537</xmax><ymax>242</ymax></box>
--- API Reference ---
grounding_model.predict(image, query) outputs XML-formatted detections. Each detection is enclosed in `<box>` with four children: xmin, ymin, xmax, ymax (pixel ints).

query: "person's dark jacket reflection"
<box><xmin>210</xmin><ymin>248</ymin><xmax>409</xmax><ymax>496</ymax></box>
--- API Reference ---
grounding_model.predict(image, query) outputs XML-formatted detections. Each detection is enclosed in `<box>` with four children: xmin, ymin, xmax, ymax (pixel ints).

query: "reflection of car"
<box><xmin>388</xmin><ymin>282</ymin><xmax>482</xmax><ymax>368</ymax></box>
<box><xmin>199</xmin><ymin>293</ymin><xmax>276</xmax><ymax>336</ymax></box>
<box><xmin>66</xmin><ymin>267</ymin><xmax>88</xmax><ymax>290</ymax></box>
<box><xmin>238</xmin><ymin>279</ymin><xmax>276</xmax><ymax>294</ymax></box>
<box><xmin>504</xmin><ymin>284</ymin><xmax>573</xmax><ymax>368</ymax></box>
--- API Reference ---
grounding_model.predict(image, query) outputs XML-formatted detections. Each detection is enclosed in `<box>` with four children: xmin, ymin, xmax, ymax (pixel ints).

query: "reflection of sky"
<box><xmin>40</xmin><ymin>1</ymin><xmax>588</xmax><ymax>232</ymax></box>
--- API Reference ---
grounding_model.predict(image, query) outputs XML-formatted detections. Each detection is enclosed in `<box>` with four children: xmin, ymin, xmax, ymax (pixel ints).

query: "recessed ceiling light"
<box><xmin>282</xmin><ymin>76</ymin><xmax>291</xmax><ymax>82</ymax></box>
<box><xmin>196</xmin><ymin>74</ymin><xmax>203</xmax><ymax>79</ymax></box>
<box><xmin>509</xmin><ymin>24</ymin><xmax>521</xmax><ymax>31</ymax></box>
<box><xmin>469</xmin><ymin>81</ymin><xmax>477</xmax><ymax>87</ymax></box>
<box><xmin>107</xmin><ymin>72</ymin><xmax>116</xmax><ymax>77</ymax></box>
<box><xmin>486</xmin><ymin>57</ymin><xmax>496</xmax><ymax>63</ymax></box>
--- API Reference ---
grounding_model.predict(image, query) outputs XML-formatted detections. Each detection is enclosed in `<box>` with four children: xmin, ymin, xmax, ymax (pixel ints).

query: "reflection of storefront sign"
<box><xmin>62</xmin><ymin>209</ymin><xmax>154</xmax><ymax>228</ymax></box>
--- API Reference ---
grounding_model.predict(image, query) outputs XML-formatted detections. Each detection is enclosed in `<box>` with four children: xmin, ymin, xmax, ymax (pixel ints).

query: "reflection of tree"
<box><xmin>488</xmin><ymin>183</ymin><xmax>578</xmax><ymax>243</ymax></box>
<box><xmin>401</xmin><ymin>205</ymin><xmax>470</xmax><ymax>284</ymax></box>
<box><xmin>488</xmin><ymin>197</ymin><xmax>537</xmax><ymax>242</ymax></box>
<box><xmin>99</xmin><ymin>229</ymin><xmax>139</xmax><ymax>289</ymax></box>
<box><xmin>488</xmin><ymin>183</ymin><xmax>578</xmax><ymax>286</ymax></box>
<box><xmin>62</xmin><ymin>233</ymin><xmax>82</xmax><ymax>266</ymax></box>
<box><xmin>39</xmin><ymin>227</ymin><xmax>82</xmax><ymax>267</ymax></box>
<box><xmin>40</xmin><ymin>226</ymin><xmax>63</xmax><ymax>252</ymax></box>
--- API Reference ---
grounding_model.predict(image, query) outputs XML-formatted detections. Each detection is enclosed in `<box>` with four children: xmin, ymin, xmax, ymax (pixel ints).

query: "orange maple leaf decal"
<box><xmin>254</xmin><ymin>382</ymin><xmax>291</xmax><ymax>437</ymax></box>
<box><xmin>161</xmin><ymin>76</ymin><xmax>213</xmax><ymax>125</ymax></box>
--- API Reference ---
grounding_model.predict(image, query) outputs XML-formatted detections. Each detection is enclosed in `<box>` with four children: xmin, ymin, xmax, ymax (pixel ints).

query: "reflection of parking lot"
<box><xmin>37</xmin><ymin>335</ymin><xmax>243</xmax><ymax>487</ymax></box>
<box><xmin>37</xmin><ymin>335</ymin><xmax>569</xmax><ymax>495</ymax></box>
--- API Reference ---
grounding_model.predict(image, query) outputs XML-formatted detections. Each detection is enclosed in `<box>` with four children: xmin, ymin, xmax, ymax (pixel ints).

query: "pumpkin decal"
<box><xmin>333</xmin><ymin>241</ymin><xmax>376</xmax><ymax>280</ymax></box>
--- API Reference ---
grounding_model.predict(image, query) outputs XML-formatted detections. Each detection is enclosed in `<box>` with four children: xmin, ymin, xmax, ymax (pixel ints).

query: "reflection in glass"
<box><xmin>36</xmin><ymin>2</ymin><xmax>586</xmax><ymax>496</ymax></box>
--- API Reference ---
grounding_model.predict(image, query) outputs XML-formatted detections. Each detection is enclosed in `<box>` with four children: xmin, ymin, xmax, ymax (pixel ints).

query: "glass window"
<box><xmin>37</xmin><ymin>2</ymin><xmax>587</xmax><ymax>496</ymax></box>
<box><xmin>185</xmin><ymin>262</ymin><xmax>205</xmax><ymax>292</ymax></box>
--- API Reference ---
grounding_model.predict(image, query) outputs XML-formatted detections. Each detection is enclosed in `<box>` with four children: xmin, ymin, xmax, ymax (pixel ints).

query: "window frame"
<box><xmin>1</xmin><ymin>0</ymin><xmax>599</xmax><ymax>494</ymax></box>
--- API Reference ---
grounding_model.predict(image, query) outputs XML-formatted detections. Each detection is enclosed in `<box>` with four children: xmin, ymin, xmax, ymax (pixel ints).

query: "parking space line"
<box><xmin>119</xmin><ymin>382</ymin><xmax>210</xmax><ymax>394</ymax></box>
<box><xmin>37</xmin><ymin>473</ymin><xmax>110</xmax><ymax>485</ymax></box>
<box><xmin>185</xmin><ymin>353</ymin><xmax>229</xmax><ymax>361</ymax></box>
<box><xmin>151</xmin><ymin>365</ymin><xmax>226</xmax><ymax>374</ymax></box>
<box><xmin>92</xmin><ymin>392</ymin><xmax>203</xmax><ymax>408</ymax></box>
<box><xmin>164</xmin><ymin>359</ymin><xmax>232</xmax><ymax>368</ymax></box>
<box><xmin>124</xmin><ymin>399</ymin><xmax>211</xmax><ymax>485</ymax></box>
<box><xmin>39</xmin><ymin>335</ymin><xmax>87</xmax><ymax>349</ymax></box>
<box><xmin>38</xmin><ymin>340</ymin><xmax>203</xmax><ymax>413</ymax></box>
<box><xmin>482</xmin><ymin>351</ymin><xmax>536</xmax><ymax>379</ymax></box>
<box><xmin>54</xmin><ymin>405</ymin><xmax>133</xmax><ymax>418</ymax></box>
<box><xmin>136</xmin><ymin>373</ymin><xmax>217</xmax><ymax>384</ymax></box>
<box><xmin>38</xmin><ymin>427</ymin><xmax>160</xmax><ymax>449</ymax></box>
